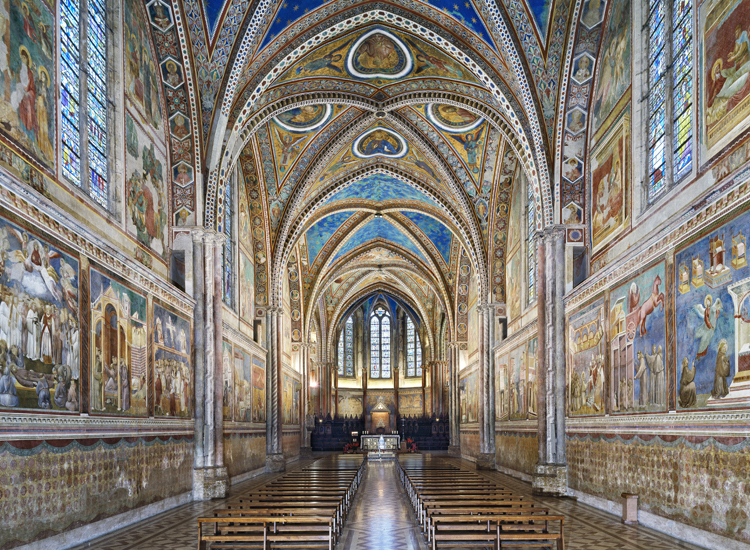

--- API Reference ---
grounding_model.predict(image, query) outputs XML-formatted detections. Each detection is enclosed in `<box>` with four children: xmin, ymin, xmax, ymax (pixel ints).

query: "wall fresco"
<box><xmin>252</xmin><ymin>356</ymin><xmax>265</xmax><ymax>423</ymax></box>
<box><xmin>591</xmin><ymin>108</ymin><xmax>629</xmax><ymax>252</ymax></box>
<box><xmin>153</xmin><ymin>301</ymin><xmax>191</xmax><ymax>418</ymax></box>
<box><xmin>125</xmin><ymin>112</ymin><xmax>168</xmax><ymax>259</ymax></box>
<box><xmin>222</xmin><ymin>340</ymin><xmax>232</xmax><ymax>421</ymax></box>
<box><xmin>0</xmin><ymin>436</ymin><xmax>193</xmax><ymax>549</ymax></box>
<box><xmin>568</xmin><ymin>434</ymin><xmax>750</xmax><ymax>543</ymax></box>
<box><xmin>567</xmin><ymin>296</ymin><xmax>606</xmax><ymax>416</ymax></box>
<box><xmin>233</xmin><ymin>346</ymin><xmax>253</xmax><ymax>422</ymax></box>
<box><xmin>90</xmin><ymin>267</ymin><xmax>147</xmax><ymax>416</ymax></box>
<box><xmin>0</xmin><ymin>0</ymin><xmax>55</xmax><ymax>170</ymax></box>
<box><xmin>459</xmin><ymin>370</ymin><xmax>478</xmax><ymax>423</ymax></box>
<box><xmin>223</xmin><ymin>433</ymin><xmax>266</xmax><ymax>478</ymax></box>
<box><xmin>609</xmin><ymin>261</ymin><xmax>667</xmax><ymax>413</ymax></box>
<box><xmin>124</xmin><ymin>0</ymin><xmax>163</xmax><ymax>133</ymax></box>
<box><xmin>675</xmin><ymin>207</ymin><xmax>750</xmax><ymax>409</ymax></box>
<box><xmin>495</xmin><ymin>351</ymin><xmax>508</xmax><ymax>421</ymax></box>
<box><xmin>508</xmin><ymin>343</ymin><xmax>527</xmax><ymax>420</ymax></box>
<box><xmin>703</xmin><ymin>0</ymin><xmax>750</xmax><ymax>157</ymax></box>
<box><xmin>0</xmin><ymin>216</ymin><xmax>80</xmax><ymax>412</ymax></box>
<box><xmin>591</xmin><ymin>0</ymin><xmax>631</xmax><ymax>131</ymax></box>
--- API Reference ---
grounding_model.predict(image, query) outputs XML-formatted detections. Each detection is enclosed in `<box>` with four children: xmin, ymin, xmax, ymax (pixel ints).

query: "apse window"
<box><xmin>370</xmin><ymin>307</ymin><xmax>391</xmax><ymax>378</ymax></box>
<box><xmin>406</xmin><ymin>316</ymin><xmax>422</xmax><ymax>377</ymax></box>
<box><xmin>338</xmin><ymin>316</ymin><xmax>354</xmax><ymax>377</ymax></box>
<box><xmin>60</xmin><ymin>0</ymin><xmax>110</xmax><ymax>208</ymax></box>
<box><xmin>647</xmin><ymin>0</ymin><xmax>693</xmax><ymax>202</ymax></box>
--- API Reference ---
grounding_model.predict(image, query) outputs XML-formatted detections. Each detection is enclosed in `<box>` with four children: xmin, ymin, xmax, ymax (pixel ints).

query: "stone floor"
<box><xmin>67</xmin><ymin>454</ymin><xmax>709</xmax><ymax>550</ymax></box>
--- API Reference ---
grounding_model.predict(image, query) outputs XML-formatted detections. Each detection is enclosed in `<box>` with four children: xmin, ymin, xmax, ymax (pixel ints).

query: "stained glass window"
<box><xmin>222</xmin><ymin>178</ymin><xmax>233</xmax><ymax>306</ymax></box>
<box><xmin>337</xmin><ymin>332</ymin><xmax>345</xmax><ymax>376</ymax></box>
<box><xmin>338</xmin><ymin>317</ymin><xmax>354</xmax><ymax>377</ymax></box>
<box><xmin>672</xmin><ymin>0</ymin><xmax>692</xmax><ymax>182</ymax></box>
<box><xmin>345</xmin><ymin>317</ymin><xmax>354</xmax><ymax>377</ymax></box>
<box><xmin>60</xmin><ymin>0</ymin><xmax>109</xmax><ymax>207</ymax></box>
<box><xmin>527</xmin><ymin>182</ymin><xmax>535</xmax><ymax>303</ymax></box>
<box><xmin>406</xmin><ymin>316</ymin><xmax>422</xmax><ymax>377</ymax></box>
<box><xmin>648</xmin><ymin>0</ymin><xmax>693</xmax><ymax>200</ymax></box>
<box><xmin>370</xmin><ymin>307</ymin><xmax>391</xmax><ymax>378</ymax></box>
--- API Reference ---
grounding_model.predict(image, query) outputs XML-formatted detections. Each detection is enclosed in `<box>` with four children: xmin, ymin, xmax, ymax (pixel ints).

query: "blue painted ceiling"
<box><xmin>526</xmin><ymin>0</ymin><xmax>553</xmax><ymax>40</ymax></box>
<box><xmin>332</xmin><ymin>218</ymin><xmax>428</xmax><ymax>264</ymax></box>
<box><xmin>323</xmin><ymin>174</ymin><xmax>438</xmax><ymax>207</ymax></box>
<box><xmin>306</xmin><ymin>211</ymin><xmax>355</xmax><ymax>264</ymax></box>
<box><xmin>401</xmin><ymin>211</ymin><xmax>453</xmax><ymax>264</ymax></box>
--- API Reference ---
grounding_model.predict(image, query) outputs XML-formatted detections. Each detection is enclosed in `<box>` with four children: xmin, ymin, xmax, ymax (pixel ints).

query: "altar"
<box><xmin>361</xmin><ymin>435</ymin><xmax>400</xmax><ymax>459</ymax></box>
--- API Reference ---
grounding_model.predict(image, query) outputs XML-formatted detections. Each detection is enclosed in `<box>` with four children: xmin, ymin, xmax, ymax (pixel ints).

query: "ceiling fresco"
<box><xmin>277</xmin><ymin>26</ymin><xmax>477</xmax><ymax>87</ymax></box>
<box><xmin>322</xmin><ymin>174</ymin><xmax>440</xmax><ymax>208</ymax></box>
<box><xmin>331</xmin><ymin>217</ymin><xmax>429</xmax><ymax>265</ymax></box>
<box><xmin>305</xmin><ymin>211</ymin><xmax>355</xmax><ymax>264</ymax></box>
<box><xmin>147</xmin><ymin>0</ymin><xmax>590</xmax><ymax>356</ymax></box>
<box><xmin>400</xmin><ymin>211</ymin><xmax>454</xmax><ymax>265</ymax></box>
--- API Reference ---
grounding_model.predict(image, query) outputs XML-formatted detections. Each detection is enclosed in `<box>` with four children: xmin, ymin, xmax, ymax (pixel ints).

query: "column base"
<box><xmin>300</xmin><ymin>446</ymin><xmax>313</xmax><ymax>457</ymax></box>
<box><xmin>475</xmin><ymin>452</ymin><xmax>496</xmax><ymax>470</ymax></box>
<box><xmin>193</xmin><ymin>466</ymin><xmax>229</xmax><ymax>500</ymax></box>
<box><xmin>532</xmin><ymin>463</ymin><xmax>568</xmax><ymax>497</ymax></box>
<box><xmin>265</xmin><ymin>453</ymin><xmax>286</xmax><ymax>473</ymax></box>
<box><xmin>447</xmin><ymin>445</ymin><xmax>461</xmax><ymax>457</ymax></box>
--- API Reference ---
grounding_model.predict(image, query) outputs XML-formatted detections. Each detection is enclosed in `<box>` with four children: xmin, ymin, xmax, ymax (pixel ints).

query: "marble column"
<box><xmin>532</xmin><ymin>225</ymin><xmax>568</xmax><ymax>496</ymax></box>
<box><xmin>193</xmin><ymin>230</ymin><xmax>229</xmax><ymax>500</ymax></box>
<box><xmin>265</xmin><ymin>307</ymin><xmax>285</xmax><ymax>472</ymax></box>
<box><xmin>476</xmin><ymin>302</ymin><xmax>496</xmax><ymax>470</ymax></box>
<box><xmin>300</xmin><ymin>343</ymin><xmax>313</xmax><ymax>456</ymax></box>
<box><xmin>447</xmin><ymin>342</ymin><xmax>461</xmax><ymax>456</ymax></box>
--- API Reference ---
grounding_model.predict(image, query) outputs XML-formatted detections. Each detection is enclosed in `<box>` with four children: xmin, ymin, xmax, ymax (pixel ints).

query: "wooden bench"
<box><xmin>430</xmin><ymin>513</ymin><xmax>564</xmax><ymax>550</ymax></box>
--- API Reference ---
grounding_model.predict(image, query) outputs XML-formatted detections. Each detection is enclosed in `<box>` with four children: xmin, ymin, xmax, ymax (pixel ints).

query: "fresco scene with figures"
<box><xmin>90</xmin><ymin>267</ymin><xmax>148</xmax><ymax>416</ymax></box>
<box><xmin>6</xmin><ymin>0</ymin><xmax>750</xmax><ymax>548</ymax></box>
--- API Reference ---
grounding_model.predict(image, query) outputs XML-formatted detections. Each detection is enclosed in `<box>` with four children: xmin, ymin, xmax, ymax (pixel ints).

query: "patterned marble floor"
<box><xmin>66</xmin><ymin>454</ymin><xmax>710</xmax><ymax>550</ymax></box>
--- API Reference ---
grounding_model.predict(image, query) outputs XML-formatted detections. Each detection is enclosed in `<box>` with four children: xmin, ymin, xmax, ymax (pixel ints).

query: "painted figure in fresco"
<box><xmin>35</xmin><ymin>66</ymin><xmax>52</xmax><ymax>162</ymax></box>
<box><xmin>691</xmin><ymin>294</ymin><xmax>723</xmax><ymax>358</ymax></box>
<box><xmin>65</xmin><ymin>379</ymin><xmax>78</xmax><ymax>411</ymax></box>
<box><xmin>581</xmin><ymin>0</ymin><xmax>603</xmax><ymax>28</ymax></box>
<box><xmin>707</xmin><ymin>24</ymin><xmax>750</xmax><ymax>125</ymax></box>
<box><xmin>164</xmin><ymin>61</ymin><xmax>181</xmax><ymax>87</ymax></box>
<box><xmin>275</xmin><ymin>129</ymin><xmax>306</xmax><ymax>167</ymax></box>
<box><xmin>356</xmin><ymin>34</ymin><xmax>398</xmax><ymax>70</ymax></box>
<box><xmin>646</xmin><ymin>345</ymin><xmax>665</xmax><ymax>406</ymax></box>
<box><xmin>362</xmin><ymin>130</ymin><xmax>400</xmax><ymax>156</ymax></box>
<box><xmin>406</xmin><ymin>37</ymin><xmax>461</xmax><ymax>77</ymax></box>
<box><xmin>0</xmin><ymin>365</ymin><xmax>19</xmax><ymax>407</ymax></box>
<box><xmin>568</xmin><ymin>110</ymin><xmax>585</xmax><ymax>133</ymax></box>
<box><xmin>152</xmin><ymin>2</ymin><xmax>171</xmax><ymax>30</ymax></box>
<box><xmin>92</xmin><ymin>349</ymin><xmax>103</xmax><ymax>410</ymax></box>
<box><xmin>295</xmin><ymin>41</ymin><xmax>349</xmax><ymax>75</ymax></box>
<box><xmin>634</xmin><ymin>350</ymin><xmax>649</xmax><ymax>407</ymax></box>
<box><xmin>11</xmin><ymin>46</ymin><xmax>37</xmax><ymax>138</ymax></box>
<box><xmin>449</xmin><ymin>127</ymin><xmax>485</xmax><ymax>173</ymax></box>
<box><xmin>53</xmin><ymin>365</ymin><xmax>69</xmax><ymax>409</ymax></box>
<box><xmin>574</xmin><ymin>56</ymin><xmax>592</xmax><ymax>81</ymax></box>
<box><xmin>711</xmin><ymin>339</ymin><xmax>731</xmax><ymax>399</ymax></box>
<box><xmin>435</xmin><ymin>105</ymin><xmax>479</xmax><ymax>127</ymax></box>
<box><xmin>679</xmin><ymin>357</ymin><xmax>697</xmax><ymax>408</ymax></box>
<box><xmin>120</xmin><ymin>360</ymin><xmax>130</xmax><ymax>411</ymax></box>
<box><xmin>174</xmin><ymin>164</ymin><xmax>191</xmax><ymax>186</ymax></box>
<box><xmin>35</xmin><ymin>375</ymin><xmax>50</xmax><ymax>408</ymax></box>
<box><xmin>171</xmin><ymin>114</ymin><xmax>189</xmax><ymax>139</ymax></box>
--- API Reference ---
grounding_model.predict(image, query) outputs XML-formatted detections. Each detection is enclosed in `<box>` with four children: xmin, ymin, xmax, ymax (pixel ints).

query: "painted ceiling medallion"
<box><xmin>352</xmin><ymin>127</ymin><xmax>408</xmax><ymax>159</ymax></box>
<box><xmin>346</xmin><ymin>29</ymin><xmax>413</xmax><ymax>80</ymax></box>
<box><xmin>427</xmin><ymin>104</ymin><xmax>483</xmax><ymax>132</ymax></box>
<box><xmin>273</xmin><ymin>104</ymin><xmax>332</xmax><ymax>132</ymax></box>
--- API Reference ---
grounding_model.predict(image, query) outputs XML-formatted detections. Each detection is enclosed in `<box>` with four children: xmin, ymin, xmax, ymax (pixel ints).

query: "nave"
<box><xmin>68</xmin><ymin>454</ymin><xmax>707</xmax><ymax>550</ymax></box>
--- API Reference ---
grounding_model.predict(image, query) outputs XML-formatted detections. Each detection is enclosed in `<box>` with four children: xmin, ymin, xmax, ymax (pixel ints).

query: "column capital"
<box><xmin>541</xmin><ymin>224</ymin><xmax>566</xmax><ymax>243</ymax></box>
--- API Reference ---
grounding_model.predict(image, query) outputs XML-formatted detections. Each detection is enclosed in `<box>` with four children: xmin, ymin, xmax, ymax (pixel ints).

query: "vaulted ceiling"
<box><xmin>169</xmin><ymin>0</ymin><xmax>579</xmax><ymax>359</ymax></box>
